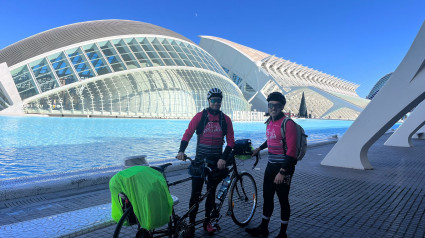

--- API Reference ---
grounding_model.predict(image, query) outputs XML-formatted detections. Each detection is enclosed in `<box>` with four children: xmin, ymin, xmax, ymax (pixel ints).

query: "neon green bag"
<box><xmin>109</xmin><ymin>166</ymin><xmax>173</xmax><ymax>230</ymax></box>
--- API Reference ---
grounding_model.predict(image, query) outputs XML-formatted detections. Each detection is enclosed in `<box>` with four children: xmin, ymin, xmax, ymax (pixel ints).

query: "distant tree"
<box><xmin>298</xmin><ymin>92</ymin><xmax>308</xmax><ymax>118</ymax></box>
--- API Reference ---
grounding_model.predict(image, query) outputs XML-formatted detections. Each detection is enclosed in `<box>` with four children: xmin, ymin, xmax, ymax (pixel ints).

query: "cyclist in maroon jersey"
<box><xmin>176</xmin><ymin>88</ymin><xmax>235</xmax><ymax>236</ymax></box>
<box><xmin>246</xmin><ymin>92</ymin><xmax>297</xmax><ymax>238</ymax></box>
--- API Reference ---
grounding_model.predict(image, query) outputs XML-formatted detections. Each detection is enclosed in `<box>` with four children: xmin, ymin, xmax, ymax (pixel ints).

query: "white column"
<box><xmin>384</xmin><ymin>100</ymin><xmax>425</xmax><ymax>147</ymax></box>
<box><xmin>0</xmin><ymin>63</ymin><xmax>24</xmax><ymax>114</ymax></box>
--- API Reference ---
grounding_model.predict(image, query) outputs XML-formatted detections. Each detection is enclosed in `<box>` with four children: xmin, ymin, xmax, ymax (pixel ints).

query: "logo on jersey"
<box><xmin>267</xmin><ymin>128</ymin><xmax>277</xmax><ymax>140</ymax></box>
<box><xmin>203</xmin><ymin>121</ymin><xmax>222</xmax><ymax>134</ymax></box>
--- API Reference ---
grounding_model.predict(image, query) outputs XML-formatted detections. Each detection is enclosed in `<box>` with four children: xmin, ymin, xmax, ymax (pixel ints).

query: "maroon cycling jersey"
<box><xmin>182</xmin><ymin>110</ymin><xmax>234</xmax><ymax>159</ymax></box>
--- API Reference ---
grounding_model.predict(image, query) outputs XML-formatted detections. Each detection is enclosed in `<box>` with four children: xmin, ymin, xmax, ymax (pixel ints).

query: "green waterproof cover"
<box><xmin>109</xmin><ymin>166</ymin><xmax>173</xmax><ymax>230</ymax></box>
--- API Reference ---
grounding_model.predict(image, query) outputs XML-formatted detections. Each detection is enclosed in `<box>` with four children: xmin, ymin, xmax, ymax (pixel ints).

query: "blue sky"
<box><xmin>0</xmin><ymin>0</ymin><xmax>424</xmax><ymax>98</ymax></box>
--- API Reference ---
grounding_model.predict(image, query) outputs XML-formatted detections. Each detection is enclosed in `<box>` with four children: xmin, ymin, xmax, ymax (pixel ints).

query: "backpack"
<box><xmin>267</xmin><ymin>117</ymin><xmax>308</xmax><ymax>161</ymax></box>
<box><xmin>195</xmin><ymin>109</ymin><xmax>227</xmax><ymax>136</ymax></box>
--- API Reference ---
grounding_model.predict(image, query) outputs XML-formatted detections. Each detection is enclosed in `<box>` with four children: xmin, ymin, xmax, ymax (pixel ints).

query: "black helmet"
<box><xmin>207</xmin><ymin>88</ymin><xmax>223</xmax><ymax>99</ymax></box>
<box><xmin>267</xmin><ymin>92</ymin><xmax>286</xmax><ymax>106</ymax></box>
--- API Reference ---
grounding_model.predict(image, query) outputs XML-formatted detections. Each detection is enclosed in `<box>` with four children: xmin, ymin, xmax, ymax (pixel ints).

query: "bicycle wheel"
<box><xmin>113</xmin><ymin>206</ymin><xmax>150</xmax><ymax>238</ymax></box>
<box><xmin>173</xmin><ymin>218</ymin><xmax>189</xmax><ymax>238</ymax></box>
<box><xmin>228</xmin><ymin>172</ymin><xmax>257</xmax><ymax>226</ymax></box>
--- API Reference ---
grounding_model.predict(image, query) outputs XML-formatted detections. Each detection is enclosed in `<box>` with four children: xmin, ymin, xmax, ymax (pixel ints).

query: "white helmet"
<box><xmin>207</xmin><ymin>88</ymin><xmax>223</xmax><ymax>99</ymax></box>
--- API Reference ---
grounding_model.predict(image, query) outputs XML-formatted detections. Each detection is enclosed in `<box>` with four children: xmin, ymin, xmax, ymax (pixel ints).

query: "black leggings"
<box><xmin>189</xmin><ymin>172</ymin><xmax>226</xmax><ymax>223</ymax></box>
<box><xmin>262</xmin><ymin>162</ymin><xmax>294</xmax><ymax>222</ymax></box>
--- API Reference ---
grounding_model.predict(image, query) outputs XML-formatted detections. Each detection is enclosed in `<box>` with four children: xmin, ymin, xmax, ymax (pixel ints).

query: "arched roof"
<box><xmin>0</xmin><ymin>20</ymin><xmax>194</xmax><ymax>68</ymax></box>
<box><xmin>200</xmin><ymin>36</ymin><xmax>270</xmax><ymax>62</ymax></box>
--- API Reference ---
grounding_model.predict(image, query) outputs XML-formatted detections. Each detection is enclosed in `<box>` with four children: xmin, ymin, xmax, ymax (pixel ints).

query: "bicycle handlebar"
<box><xmin>252</xmin><ymin>153</ymin><xmax>260</xmax><ymax>170</ymax></box>
<box><xmin>181</xmin><ymin>151</ymin><xmax>260</xmax><ymax>170</ymax></box>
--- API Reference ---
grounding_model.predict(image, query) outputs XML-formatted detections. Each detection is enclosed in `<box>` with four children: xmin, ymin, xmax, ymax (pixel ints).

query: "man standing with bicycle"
<box><xmin>246</xmin><ymin>92</ymin><xmax>297</xmax><ymax>238</ymax></box>
<box><xmin>176</xmin><ymin>88</ymin><xmax>235</xmax><ymax>237</ymax></box>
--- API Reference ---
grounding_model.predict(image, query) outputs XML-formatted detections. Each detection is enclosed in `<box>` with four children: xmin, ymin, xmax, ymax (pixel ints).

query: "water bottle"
<box><xmin>216</xmin><ymin>175</ymin><xmax>231</xmax><ymax>201</ymax></box>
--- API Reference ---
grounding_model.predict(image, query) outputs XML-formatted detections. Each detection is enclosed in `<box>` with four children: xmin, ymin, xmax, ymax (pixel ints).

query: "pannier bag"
<box><xmin>109</xmin><ymin>166</ymin><xmax>173</xmax><ymax>230</ymax></box>
<box><xmin>233</xmin><ymin>139</ymin><xmax>254</xmax><ymax>160</ymax></box>
<box><xmin>188</xmin><ymin>161</ymin><xmax>204</xmax><ymax>177</ymax></box>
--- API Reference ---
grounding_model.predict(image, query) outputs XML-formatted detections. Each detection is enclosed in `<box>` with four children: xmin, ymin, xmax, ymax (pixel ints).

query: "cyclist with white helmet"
<box><xmin>176</xmin><ymin>88</ymin><xmax>235</xmax><ymax>236</ymax></box>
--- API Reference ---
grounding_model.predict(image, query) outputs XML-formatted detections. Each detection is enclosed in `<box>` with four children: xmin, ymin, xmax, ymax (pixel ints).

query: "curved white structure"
<box><xmin>322</xmin><ymin>21</ymin><xmax>425</xmax><ymax>169</ymax></box>
<box><xmin>0</xmin><ymin>20</ymin><xmax>250</xmax><ymax>118</ymax></box>
<box><xmin>384</xmin><ymin>100</ymin><xmax>425</xmax><ymax>147</ymax></box>
<box><xmin>199</xmin><ymin>36</ymin><xmax>369</xmax><ymax>120</ymax></box>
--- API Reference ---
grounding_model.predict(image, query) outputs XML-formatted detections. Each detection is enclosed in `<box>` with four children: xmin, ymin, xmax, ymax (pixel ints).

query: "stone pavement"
<box><xmin>1</xmin><ymin>133</ymin><xmax>425</xmax><ymax>237</ymax></box>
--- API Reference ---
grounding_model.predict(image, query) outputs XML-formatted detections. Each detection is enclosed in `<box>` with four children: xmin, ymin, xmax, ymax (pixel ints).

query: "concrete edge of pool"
<box><xmin>0</xmin><ymin>139</ymin><xmax>337</xmax><ymax>202</ymax></box>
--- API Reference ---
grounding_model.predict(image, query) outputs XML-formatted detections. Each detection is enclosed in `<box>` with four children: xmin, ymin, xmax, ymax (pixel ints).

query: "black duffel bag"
<box><xmin>233</xmin><ymin>139</ymin><xmax>253</xmax><ymax>160</ymax></box>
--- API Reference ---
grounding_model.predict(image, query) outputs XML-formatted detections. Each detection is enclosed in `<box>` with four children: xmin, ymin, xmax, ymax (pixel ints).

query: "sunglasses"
<box><xmin>210</xmin><ymin>98</ymin><xmax>222</xmax><ymax>104</ymax></box>
<box><xmin>268</xmin><ymin>103</ymin><xmax>283</xmax><ymax>109</ymax></box>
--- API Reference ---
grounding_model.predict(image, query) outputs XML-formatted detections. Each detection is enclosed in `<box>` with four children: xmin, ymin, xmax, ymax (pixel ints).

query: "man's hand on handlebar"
<box><xmin>176</xmin><ymin>152</ymin><xmax>186</xmax><ymax>161</ymax></box>
<box><xmin>217</xmin><ymin>159</ymin><xmax>226</xmax><ymax>170</ymax></box>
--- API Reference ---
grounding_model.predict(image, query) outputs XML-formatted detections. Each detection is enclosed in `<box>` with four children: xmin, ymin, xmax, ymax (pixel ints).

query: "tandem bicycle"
<box><xmin>113</xmin><ymin>149</ymin><xmax>260</xmax><ymax>237</ymax></box>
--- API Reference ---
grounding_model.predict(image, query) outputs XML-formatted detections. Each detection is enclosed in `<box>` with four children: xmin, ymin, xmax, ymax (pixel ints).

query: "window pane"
<box><xmin>10</xmin><ymin>65</ymin><xmax>38</xmax><ymax>99</ymax></box>
<box><xmin>82</xmin><ymin>44</ymin><xmax>112</xmax><ymax>75</ymax></box>
<box><xmin>67</xmin><ymin>47</ymin><xmax>96</xmax><ymax>80</ymax></box>
<box><xmin>29</xmin><ymin>58</ymin><xmax>59</xmax><ymax>92</ymax></box>
<box><xmin>127</xmin><ymin>38</ymin><xmax>153</xmax><ymax>67</ymax></box>
<box><xmin>99</xmin><ymin>41</ymin><xmax>129</xmax><ymax>71</ymax></box>
<box><xmin>48</xmin><ymin>52</ymin><xmax>78</xmax><ymax>86</ymax></box>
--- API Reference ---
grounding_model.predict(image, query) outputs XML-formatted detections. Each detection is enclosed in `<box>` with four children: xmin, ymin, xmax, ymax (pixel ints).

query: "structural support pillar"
<box><xmin>0</xmin><ymin>62</ymin><xmax>24</xmax><ymax>114</ymax></box>
<box><xmin>384</xmin><ymin>100</ymin><xmax>425</xmax><ymax>147</ymax></box>
<box><xmin>321</xmin><ymin>21</ymin><xmax>425</xmax><ymax>169</ymax></box>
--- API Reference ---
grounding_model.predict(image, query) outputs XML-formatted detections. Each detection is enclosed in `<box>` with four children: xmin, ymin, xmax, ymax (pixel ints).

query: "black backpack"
<box><xmin>195</xmin><ymin>109</ymin><xmax>227</xmax><ymax>136</ymax></box>
<box><xmin>233</xmin><ymin>139</ymin><xmax>253</xmax><ymax>155</ymax></box>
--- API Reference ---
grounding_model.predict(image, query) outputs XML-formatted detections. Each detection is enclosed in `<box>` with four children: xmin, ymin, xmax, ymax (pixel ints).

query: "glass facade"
<box><xmin>8</xmin><ymin>35</ymin><xmax>248</xmax><ymax>117</ymax></box>
<box><xmin>232</xmin><ymin>73</ymin><xmax>243</xmax><ymax>86</ymax></box>
<box><xmin>367</xmin><ymin>73</ymin><xmax>392</xmax><ymax>100</ymax></box>
<box><xmin>11</xmin><ymin>36</ymin><xmax>228</xmax><ymax>101</ymax></box>
<box><xmin>24</xmin><ymin>68</ymin><xmax>249</xmax><ymax>118</ymax></box>
<box><xmin>222</xmin><ymin>66</ymin><xmax>230</xmax><ymax>74</ymax></box>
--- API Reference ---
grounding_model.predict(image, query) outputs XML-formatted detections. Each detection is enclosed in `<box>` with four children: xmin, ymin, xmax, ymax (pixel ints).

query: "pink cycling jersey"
<box><xmin>182</xmin><ymin>110</ymin><xmax>235</xmax><ymax>148</ymax></box>
<box><xmin>266</xmin><ymin>116</ymin><xmax>296</xmax><ymax>158</ymax></box>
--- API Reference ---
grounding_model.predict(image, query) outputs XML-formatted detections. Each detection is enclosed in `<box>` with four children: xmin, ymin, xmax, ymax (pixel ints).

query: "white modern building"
<box><xmin>199</xmin><ymin>36</ymin><xmax>370</xmax><ymax>120</ymax></box>
<box><xmin>0</xmin><ymin>20</ymin><xmax>250</xmax><ymax>118</ymax></box>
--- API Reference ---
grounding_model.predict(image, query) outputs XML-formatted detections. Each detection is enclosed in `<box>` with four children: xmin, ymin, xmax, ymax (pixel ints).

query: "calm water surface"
<box><xmin>0</xmin><ymin>116</ymin><xmax>399</xmax><ymax>179</ymax></box>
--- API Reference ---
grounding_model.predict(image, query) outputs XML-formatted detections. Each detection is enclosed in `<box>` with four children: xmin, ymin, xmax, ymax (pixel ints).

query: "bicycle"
<box><xmin>113</xmin><ymin>152</ymin><xmax>260</xmax><ymax>238</ymax></box>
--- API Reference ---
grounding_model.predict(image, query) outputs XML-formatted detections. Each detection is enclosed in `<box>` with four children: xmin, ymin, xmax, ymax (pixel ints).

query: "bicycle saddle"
<box><xmin>151</xmin><ymin>163</ymin><xmax>173</xmax><ymax>173</ymax></box>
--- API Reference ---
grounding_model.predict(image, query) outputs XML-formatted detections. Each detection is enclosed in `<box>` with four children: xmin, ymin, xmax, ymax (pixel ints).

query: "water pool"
<box><xmin>0</xmin><ymin>116</ymin><xmax>398</xmax><ymax>179</ymax></box>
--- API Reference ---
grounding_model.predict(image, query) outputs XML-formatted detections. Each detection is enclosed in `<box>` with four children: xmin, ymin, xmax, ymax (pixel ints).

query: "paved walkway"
<box><xmin>1</xmin><ymin>133</ymin><xmax>425</xmax><ymax>237</ymax></box>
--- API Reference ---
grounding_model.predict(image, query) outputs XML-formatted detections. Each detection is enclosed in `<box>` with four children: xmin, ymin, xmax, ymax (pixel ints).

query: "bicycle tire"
<box><xmin>173</xmin><ymin>219</ymin><xmax>188</xmax><ymax>238</ymax></box>
<box><xmin>228</xmin><ymin>172</ymin><xmax>257</xmax><ymax>226</ymax></box>
<box><xmin>113</xmin><ymin>206</ymin><xmax>149</xmax><ymax>238</ymax></box>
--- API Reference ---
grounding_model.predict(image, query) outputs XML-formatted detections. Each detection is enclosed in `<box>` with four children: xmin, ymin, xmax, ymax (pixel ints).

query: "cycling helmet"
<box><xmin>267</xmin><ymin>91</ymin><xmax>286</xmax><ymax>106</ymax></box>
<box><xmin>207</xmin><ymin>88</ymin><xmax>223</xmax><ymax>99</ymax></box>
